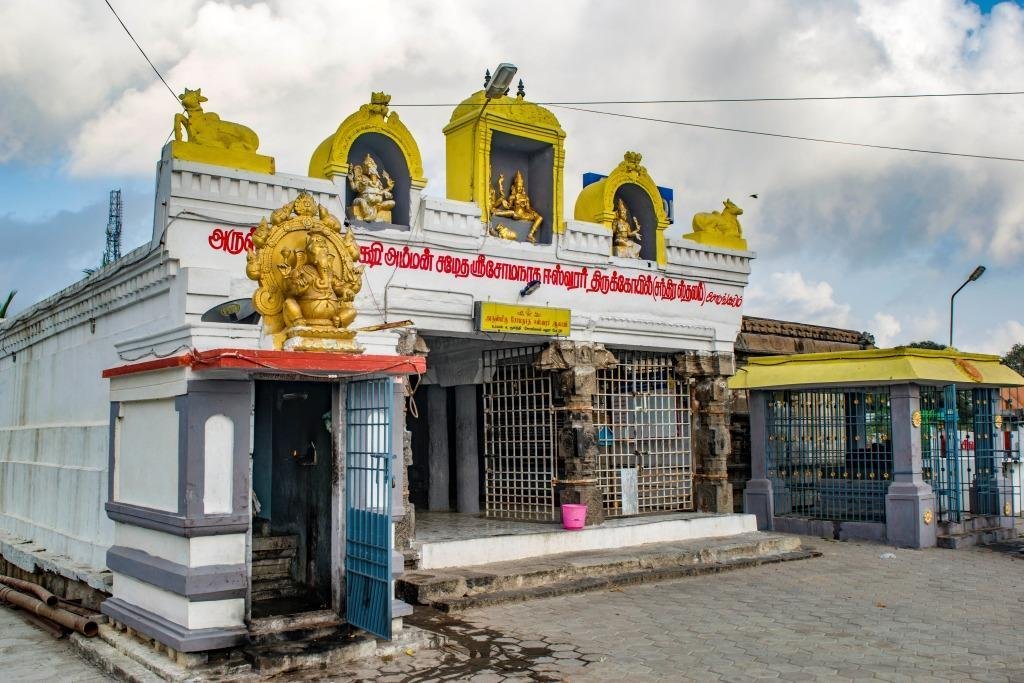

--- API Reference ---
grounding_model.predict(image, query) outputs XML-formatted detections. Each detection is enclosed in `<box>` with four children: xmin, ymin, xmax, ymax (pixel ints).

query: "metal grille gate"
<box><xmin>765</xmin><ymin>387</ymin><xmax>893</xmax><ymax>523</ymax></box>
<box><xmin>345</xmin><ymin>378</ymin><xmax>393</xmax><ymax>640</ymax></box>
<box><xmin>594</xmin><ymin>352</ymin><xmax>693</xmax><ymax>517</ymax></box>
<box><xmin>482</xmin><ymin>347</ymin><xmax>557</xmax><ymax>521</ymax></box>
<box><xmin>920</xmin><ymin>385</ymin><xmax>1008</xmax><ymax>524</ymax></box>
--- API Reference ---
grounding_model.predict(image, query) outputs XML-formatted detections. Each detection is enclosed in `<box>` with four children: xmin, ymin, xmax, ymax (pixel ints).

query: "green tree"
<box><xmin>1002</xmin><ymin>343</ymin><xmax>1024</xmax><ymax>374</ymax></box>
<box><xmin>0</xmin><ymin>290</ymin><xmax>15</xmax><ymax>318</ymax></box>
<box><xmin>906</xmin><ymin>340</ymin><xmax>946</xmax><ymax>350</ymax></box>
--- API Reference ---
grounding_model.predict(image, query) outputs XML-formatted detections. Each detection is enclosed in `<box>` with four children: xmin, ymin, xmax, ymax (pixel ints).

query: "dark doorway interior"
<box><xmin>251</xmin><ymin>380</ymin><xmax>333</xmax><ymax>617</ymax></box>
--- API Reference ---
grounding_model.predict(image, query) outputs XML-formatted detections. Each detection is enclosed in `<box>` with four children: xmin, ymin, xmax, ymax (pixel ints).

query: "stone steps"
<box><xmin>247</xmin><ymin>609</ymin><xmax>343</xmax><ymax>647</ymax></box>
<box><xmin>937</xmin><ymin>526</ymin><xmax>1016</xmax><ymax>549</ymax></box>
<box><xmin>399</xmin><ymin>531</ymin><xmax>816</xmax><ymax>612</ymax></box>
<box><xmin>251</xmin><ymin>534</ymin><xmax>301</xmax><ymax>602</ymax></box>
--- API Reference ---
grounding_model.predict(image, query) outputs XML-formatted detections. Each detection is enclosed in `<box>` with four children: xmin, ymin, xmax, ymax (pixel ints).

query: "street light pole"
<box><xmin>949</xmin><ymin>265</ymin><xmax>986</xmax><ymax>348</ymax></box>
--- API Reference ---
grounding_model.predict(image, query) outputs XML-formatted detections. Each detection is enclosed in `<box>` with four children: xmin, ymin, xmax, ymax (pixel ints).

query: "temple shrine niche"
<box><xmin>309</xmin><ymin>92</ymin><xmax>426</xmax><ymax>229</ymax></box>
<box><xmin>444</xmin><ymin>76</ymin><xmax>566</xmax><ymax>244</ymax></box>
<box><xmin>574</xmin><ymin>151</ymin><xmax>670</xmax><ymax>263</ymax></box>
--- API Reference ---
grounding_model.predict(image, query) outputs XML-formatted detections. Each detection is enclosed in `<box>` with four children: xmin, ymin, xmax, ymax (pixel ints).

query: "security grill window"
<box><xmin>766</xmin><ymin>387</ymin><xmax>893</xmax><ymax>523</ymax></box>
<box><xmin>595</xmin><ymin>352</ymin><xmax>692</xmax><ymax>517</ymax></box>
<box><xmin>482</xmin><ymin>346</ymin><xmax>557</xmax><ymax>521</ymax></box>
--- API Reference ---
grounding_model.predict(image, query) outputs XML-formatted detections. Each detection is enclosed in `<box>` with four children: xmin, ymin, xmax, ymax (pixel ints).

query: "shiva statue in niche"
<box><xmin>489</xmin><ymin>169</ymin><xmax>544</xmax><ymax>243</ymax></box>
<box><xmin>347</xmin><ymin>153</ymin><xmax>396</xmax><ymax>223</ymax></box>
<box><xmin>611</xmin><ymin>197</ymin><xmax>642</xmax><ymax>258</ymax></box>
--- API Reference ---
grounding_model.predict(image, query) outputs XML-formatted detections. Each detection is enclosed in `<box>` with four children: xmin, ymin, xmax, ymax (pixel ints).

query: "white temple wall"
<box><xmin>0</xmin><ymin>249</ymin><xmax>180</xmax><ymax>569</ymax></box>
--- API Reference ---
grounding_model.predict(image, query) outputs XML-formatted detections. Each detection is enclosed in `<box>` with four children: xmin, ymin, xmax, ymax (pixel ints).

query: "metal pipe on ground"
<box><xmin>16</xmin><ymin>608</ymin><xmax>66</xmax><ymax>638</ymax></box>
<box><xmin>0</xmin><ymin>576</ymin><xmax>58</xmax><ymax>606</ymax></box>
<box><xmin>0</xmin><ymin>586</ymin><xmax>99</xmax><ymax>636</ymax></box>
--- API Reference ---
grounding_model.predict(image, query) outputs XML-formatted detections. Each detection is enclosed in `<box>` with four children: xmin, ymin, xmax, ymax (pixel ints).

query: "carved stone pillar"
<box><xmin>535</xmin><ymin>341</ymin><xmax>617</xmax><ymax>526</ymax></box>
<box><xmin>676</xmin><ymin>352</ymin><xmax>736</xmax><ymax>513</ymax></box>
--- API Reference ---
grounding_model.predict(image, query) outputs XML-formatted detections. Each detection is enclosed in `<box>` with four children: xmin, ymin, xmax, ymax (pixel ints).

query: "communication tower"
<box><xmin>102</xmin><ymin>189</ymin><xmax>123</xmax><ymax>267</ymax></box>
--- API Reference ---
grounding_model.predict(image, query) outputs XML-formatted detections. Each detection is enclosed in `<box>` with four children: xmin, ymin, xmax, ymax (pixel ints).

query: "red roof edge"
<box><xmin>103</xmin><ymin>348</ymin><xmax>426</xmax><ymax>379</ymax></box>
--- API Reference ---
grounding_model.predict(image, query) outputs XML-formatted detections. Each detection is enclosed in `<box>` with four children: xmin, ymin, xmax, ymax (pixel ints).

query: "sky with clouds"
<box><xmin>1</xmin><ymin>0</ymin><xmax>1022</xmax><ymax>353</ymax></box>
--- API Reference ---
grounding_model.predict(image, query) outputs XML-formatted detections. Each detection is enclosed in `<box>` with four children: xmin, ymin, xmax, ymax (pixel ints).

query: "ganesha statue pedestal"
<box><xmin>283</xmin><ymin>326</ymin><xmax>364</xmax><ymax>354</ymax></box>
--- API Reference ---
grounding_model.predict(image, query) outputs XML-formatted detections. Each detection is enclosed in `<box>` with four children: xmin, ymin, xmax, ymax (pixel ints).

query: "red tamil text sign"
<box><xmin>208</xmin><ymin>227</ymin><xmax>256</xmax><ymax>255</ymax></box>
<box><xmin>358</xmin><ymin>241</ymin><xmax>743</xmax><ymax>308</ymax></box>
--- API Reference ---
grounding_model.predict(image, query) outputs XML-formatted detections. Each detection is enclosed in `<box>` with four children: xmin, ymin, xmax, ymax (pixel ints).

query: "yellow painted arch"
<box><xmin>573</xmin><ymin>151</ymin><xmax>671</xmax><ymax>264</ymax></box>
<box><xmin>309</xmin><ymin>92</ymin><xmax>426</xmax><ymax>188</ymax></box>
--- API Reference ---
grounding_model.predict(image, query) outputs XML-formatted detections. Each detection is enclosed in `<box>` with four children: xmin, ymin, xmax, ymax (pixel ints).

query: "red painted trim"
<box><xmin>103</xmin><ymin>348</ymin><xmax>426</xmax><ymax>379</ymax></box>
<box><xmin>101</xmin><ymin>354</ymin><xmax>192</xmax><ymax>378</ymax></box>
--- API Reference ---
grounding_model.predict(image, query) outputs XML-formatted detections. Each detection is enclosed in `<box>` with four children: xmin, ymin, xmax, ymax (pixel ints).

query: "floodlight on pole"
<box><xmin>485</xmin><ymin>63</ymin><xmax>518</xmax><ymax>100</ymax></box>
<box><xmin>949</xmin><ymin>265</ymin><xmax>986</xmax><ymax>348</ymax></box>
<box><xmin>476</xmin><ymin>63</ymin><xmax>519</xmax><ymax>129</ymax></box>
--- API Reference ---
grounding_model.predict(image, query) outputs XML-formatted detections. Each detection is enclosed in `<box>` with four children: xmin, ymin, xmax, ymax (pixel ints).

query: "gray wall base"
<box><xmin>107</xmin><ymin>546</ymin><xmax>246</xmax><ymax>601</ymax></box>
<box><xmin>772</xmin><ymin>516</ymin><xmax>886</xmax><ymax>543</ymax></box>
<box><xmin>101</xmin><ymin>598</ymin><xmax>246</xmax><ymax>652</ymax></box>
<box><xmin>743</xmin><ymin>479</ymin><xmax>774</xmax><ymax>530</ymax></box>
<box><xmin>885</xmin><ymin>483</ymin><xmax>938</xmax><ymax>549</ymax></box>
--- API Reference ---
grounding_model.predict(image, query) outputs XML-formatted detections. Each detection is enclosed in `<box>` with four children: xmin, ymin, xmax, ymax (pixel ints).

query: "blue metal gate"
<box><xmin>942</xmin><ymin>384</ymin><xmax>962</xmax><ymax>521</ymax></box>
<box><xmin>345</xmin><ymin>378</ymin><xmax>393</xmax><ymax>640</ymax></box>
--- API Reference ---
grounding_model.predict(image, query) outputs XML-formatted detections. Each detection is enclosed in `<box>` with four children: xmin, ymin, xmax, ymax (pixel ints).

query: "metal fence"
<box><xmin>766</xmin><ymin>387</ymin><xmax>893</xmax><ymax>523</ymax></box>
<box><xmin>920</xmin><ymin>386</ymin><xmax>1021</xmax><ymax>524</ymax></box>
<box><xmin>482</xmin><ymin>346</ymin><xmax>558</xmax><ymax>521</ymax></box>
<box><xmin>594</xmin><ymin>352</ymin><xmax>692</xmax><ymax>517</ymax></box>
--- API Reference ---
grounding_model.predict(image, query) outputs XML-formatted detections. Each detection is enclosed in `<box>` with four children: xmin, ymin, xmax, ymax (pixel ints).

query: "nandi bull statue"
<box><xmin>170</xmin><ymin>87</ymin><xmax>275</xmax><ymax>174</ymax></box>
<box><xmin>683</xmin><ymin>198</ymin><xmax>748</xmax><ymax>251</ymax></box>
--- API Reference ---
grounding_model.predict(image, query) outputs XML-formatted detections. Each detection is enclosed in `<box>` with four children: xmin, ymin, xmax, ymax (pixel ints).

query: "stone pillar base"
<box><xmin>695</xmin><ymin>478</ymin><xmax>733</xmax><ymax>514</ymax></box>
<box><xmin>559</xmin><ymin>485</ymin><xmax>605</xmax><ymax>526</ymax></box>
<box><xmin>742</xmin><ymin>478</ymin><xmax>774</xmax><ymax>530</ymax></box>
<box><xmin>885</xmin><ymin>482</ymin><xmax>937</xmax><ymax>548</ymax></box>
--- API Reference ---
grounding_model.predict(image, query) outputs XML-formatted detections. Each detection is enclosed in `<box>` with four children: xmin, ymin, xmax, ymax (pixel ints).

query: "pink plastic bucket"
<box><xmin>561</xmin><ymin>504</ymin><xmax>587</xmax><ymax>530</ymax></box>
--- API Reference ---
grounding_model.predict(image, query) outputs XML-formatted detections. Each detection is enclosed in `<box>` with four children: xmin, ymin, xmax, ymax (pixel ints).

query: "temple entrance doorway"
<box><xmin>251</xmin><ymin>380</ymin><xmax>335</xmax><ymax>619</ymax></box>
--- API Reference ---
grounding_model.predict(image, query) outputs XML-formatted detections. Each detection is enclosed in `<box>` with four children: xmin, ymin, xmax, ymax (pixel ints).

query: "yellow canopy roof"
<box><xmin>728</xmin><ymin>347</ymin><xmax>1024</xmax><ymax>390</ymax></box>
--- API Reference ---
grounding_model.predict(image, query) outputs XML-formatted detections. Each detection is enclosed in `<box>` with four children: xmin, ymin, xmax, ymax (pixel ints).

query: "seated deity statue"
<box><xmin>348</xmin><ymin>154</ymin><xmax>396</xmax><ymax>223</ymax></box>
<box><xmin>490</xmin><ymin>170</ymin><xmax>544</xmax><ymax>243</ymax></box>
<box><xmin>611</xmin><ymin>198</ymin><xmax>642</xmax><ymax>258</ymax></box>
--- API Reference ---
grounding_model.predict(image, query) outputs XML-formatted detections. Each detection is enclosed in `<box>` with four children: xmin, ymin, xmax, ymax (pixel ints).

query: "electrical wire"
<box><xmin>102</xmin><ymin>0</ymin><xmax>181</xmax><ymax>107</ymax></box>
<box><xmin>390</xmin><ymin>90</ymin><xmax>1024</xmax><ymax>107</ymax></box>
<box><xmin>549</xmin><ymin>104</ymin><xmax>1024</xmax><ymax>163</ymax></box>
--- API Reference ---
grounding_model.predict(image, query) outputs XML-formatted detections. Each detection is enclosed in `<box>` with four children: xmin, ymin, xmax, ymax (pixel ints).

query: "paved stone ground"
<box><xmin>0</xmin><ymin>606</ymin><xmax>112</xmax><ymax>682</ymax></box>
<box><xmin>4</xmin><ymin>536</ymin><xmax>1024</xmax><ymax>682</ymax></box>
<box><xmin>323</xmin><ymin>536</ymin><xmax>1024</xmax><ymax>682</ymax></box>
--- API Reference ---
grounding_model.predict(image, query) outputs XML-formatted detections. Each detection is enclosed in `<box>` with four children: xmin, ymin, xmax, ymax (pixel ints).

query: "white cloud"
<box><xmin>965</xmin><ymin>319</ymin><xmax>1024</xmax><ymax>355</ymax></box>
<box><xmin>870</xmin><ymin>312</ymin><xmax>902</xmax><ymax>347</ymax></box>
<box><xmin>746</xmin><ymin>271</ymin><xmax>852</xmax><ymax>328</ymax></box>
<box><xmin>2</xmin><ymin>0</ymin><xmax>1024</xmax><ymax>326</ymax></box>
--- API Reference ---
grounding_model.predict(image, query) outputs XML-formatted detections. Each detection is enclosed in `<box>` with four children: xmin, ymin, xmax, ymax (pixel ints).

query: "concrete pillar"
<box><xmin>426</xmin><ymin>384</ymin><xmax>450</xmax><ymax>511</ymax></box>
<box><xmin>743</xmin><ymin>391</ymin><xmax>774</xmax><ymax>530</ymax></box>
<box><xmin>535</xmin><ymin>341</ymin><xmax>617</xmax><ymax>526</ymax></box>
<box><xmin>454</xmin><ymin>385</ymin><xmax>479</xmax><ymax>513</ymax></box>
<box><xmin>885</xmin><ymin>383</ymin><xmax>937</xmax><ymax>548</ymax></box>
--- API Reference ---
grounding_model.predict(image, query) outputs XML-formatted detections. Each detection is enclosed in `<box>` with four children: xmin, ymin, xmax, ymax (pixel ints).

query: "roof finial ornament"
<box><xmin>483</xmin><ymin>69</ymin><xmax>491</xmax><ymax>88</ymax></box>
<box><xmin>516</xmin><ymin>79</ymin><xmax>525</xmax><ymax>99</ymax></box>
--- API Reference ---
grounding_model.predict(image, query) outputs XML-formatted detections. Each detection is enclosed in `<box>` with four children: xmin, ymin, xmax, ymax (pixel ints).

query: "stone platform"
<box><xmin>401</xmin><ymin>530</ymin><xmax>814</xmax><ymax>612</ymax></box>
<box><xmin>413</xmin><ymin>511</ymin><xmax>759</xmax><ymax>569</ymax></box>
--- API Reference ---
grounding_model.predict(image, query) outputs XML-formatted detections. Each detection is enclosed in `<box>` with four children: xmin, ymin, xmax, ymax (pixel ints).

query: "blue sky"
<box><xmin>1</xmin><ymin>0</ymin><xmax>1022</xmax><ymax>353</ymax></box>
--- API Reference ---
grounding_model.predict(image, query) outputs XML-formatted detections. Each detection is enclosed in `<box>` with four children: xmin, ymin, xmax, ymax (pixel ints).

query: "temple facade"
<box><xmin>0</xmin><ymin>75</ymin><xmax>754</xmax><ymax>654</ymax></box>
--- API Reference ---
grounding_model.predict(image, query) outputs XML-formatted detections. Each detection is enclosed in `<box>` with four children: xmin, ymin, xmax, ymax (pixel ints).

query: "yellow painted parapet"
<box><xmin>728</xmin><ymin>347</ymin><xmax>1024</xmax><ymax>390</ymax></box>
<box><xmin>309</xmin><ymin>92</ymin><xmax>426</xmax><ymax>188</ymax></box>
<box><xmin>573</xmin><ymin>151</ymin><xmax>671</xmax><ymax>264</ymax></box>
<box><xmin>171</xmin><ymin>88</ymin><xmax>275</xmax><ymax>174</ymax></box>
<box><xmin>684</xmin><ymin>199</ymin><xmax>748</xmax><ymax>251</ymax></box>
<box><xmin>444</xmin><ymin>88</ymin><xmax>566</xmax><ymax>232</ymax></box>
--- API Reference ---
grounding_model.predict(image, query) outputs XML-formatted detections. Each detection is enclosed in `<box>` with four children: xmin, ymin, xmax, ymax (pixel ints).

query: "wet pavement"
<box><xmin>319</xmin><ymin>535</ymin><xmax>1024</xmax><ymax>682</ymax></box>
<box><xmin>5</xmin><ymin>534</ymin><xmax>1024</xmax><ymax>681</ymax></box>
